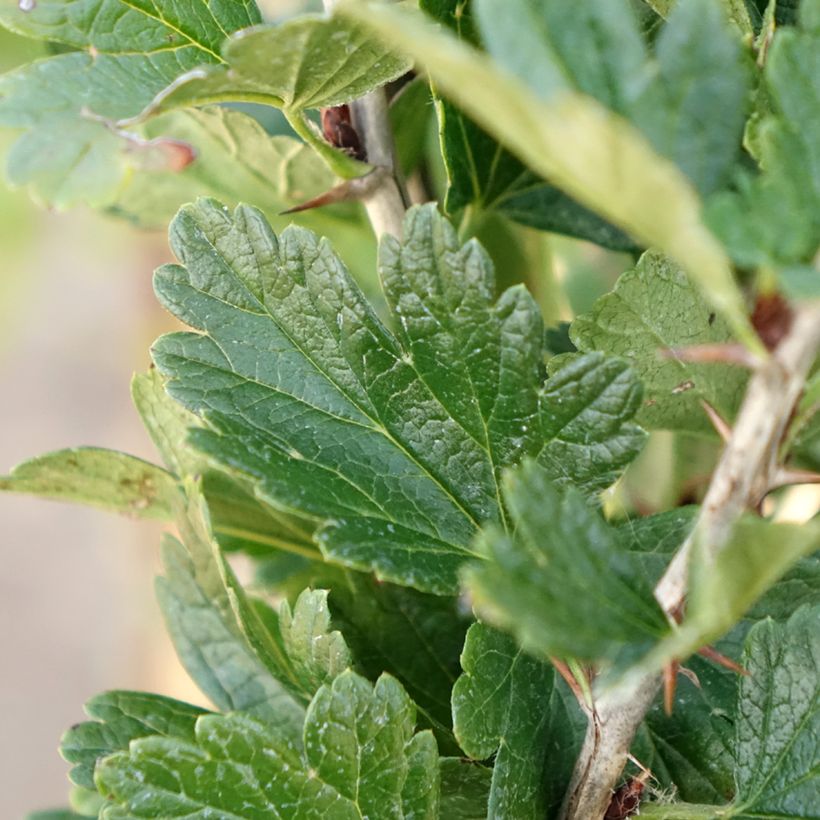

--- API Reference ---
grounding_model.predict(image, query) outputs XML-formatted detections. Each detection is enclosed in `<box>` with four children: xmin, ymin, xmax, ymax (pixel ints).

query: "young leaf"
<box><xmin>465</xmin><ymin>461</ymin><xmax>669</xmax><ymax>662</ymax></box>
<box><xmin>278</xmin><ymin>588</ymin><xmax>352</xmax><ymax>692</ymax></box>
<box><xmin>96</xmin><ymin>671</ymin><xmax>439</xmax><ymax>819</ymax></box>
<box><xmin>571</xmin><ymin>251</ymin><xmax>748</xmax><ymax>434</ymax></box>
<box><xmin>60</xmin><ymin>691</ymin><xmax>207</xmax><ymax>790</ymax></box>
<box><xmin>451</xmin><ymin>623</ymin><xmax>585</xmax><ymax>818</ymax></box>
<box><xmin>339</xmin><ymin>0</ymin><xmax>760</xmax><ymax>350</ymax></box>
<box><xmin>152</xmin><ymin>200</ymin><xmax>645</xmax><ymax>593</ymax></box>
<box><xmin>0</xmin><ymin>447</ymin><xmax>178</xmax><ymax>520</ymax></box>
<box><xmin>0</xmin><ymin>0</ymin><xmax>258</xmax><ymax>207</ymax></box>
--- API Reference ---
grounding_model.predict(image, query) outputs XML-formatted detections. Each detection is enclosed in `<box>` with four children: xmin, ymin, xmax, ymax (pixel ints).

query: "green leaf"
<box><xmin>537</xmin><ymin>353</ymin><xmax>647</xmax><ymax>495</ymax></box>
<box><xmin>0</xmin><ymin>447</ymin><xmax>178</xmax><ymax>519</ymax></box>
<box><xmin>439</xmin><ymin>758</ymin><xmax>493</xmax><ymax>820</ymax></box>
<box><xmin>97</xmin><ymin>671</ymin><xmax>439</xmax><ymax>819</ymax></box>
<box><xmin>0</xmin><ymin>0</ymin><xmax>258</xmax><ymax>207</ymax></box>
<box><xmin>641</xmin><ymin>605</ymin><xmax>820</xmax><ymax>819</ymax></box>
<box><xmin>142</xmin><ymin>14</ymin><xmax>410</xmax><ymax>110</ymax></box>
<box><xmin>733</xmin><ymin>606</ymin><xmax>819</xmax><ymax>817</ymax></box>
<box><xmin>339</xmin><ymin>0</ymin><xmax>761</xmax><ymax>351</ymax></box>
<box><xmin>152</xmin><ymin>200</ymin><xmax>644</xmax><ymax>593</ymax></box>
<box><xmin>157</xmin><ymin>534</ymin><xmax>305</xmax><ymax>741</ymax></box>
<box><xmin>0</xmin><ymin>0</ymin><xmax>261</xmax><ymax>54</ymax></box>
<box><xmin>707</xmin><ymin>5</ymin><xmax>820</xmax><ymax>267</ymax></box>
<box><xmin>451</xmin><ymin>623</ymin><xmax>585</xmax><ymax>817</ymax></box>
<box><xmin>614</xmin><ymin>517</ymin><xmax>820</xmax><ymax>693</ymax></box>
<box><xmin>279</xmin><ymin>588</ymin><xmax>352</xmax><ymax>692</ymax></box>
<box><xmin>571</xmin><ymin>250</ymin><xmax>748</xmax><ymax>434</ymax></box>
<box><xmin>60</xmin><ymin>691</ymin><xmax>207</xmax><ymax>790</ymax></box>
<box><xmin>132</xmin><ymin>368</ymin><xmax>320</xmax><ymax>559</ymax></box>
<box><xmin>629</xmin><ymin>0</ymin><xmax>750</xmax><ymax>197</ymax></box>
<box><xmin>328</xmin><ymin>573</ymin><xmax>471</xmax><ymax>748</ymax></box>
<box><xmin>25</xmin><ymin>811</ymin><xmax>84</xmax><ymax>820</ymax></box>
<box><xmin>465</xmin><ymin>461</ymin><xmax>669</xmax><ymax>662</ymax></box>
<box><xmin>420</xmin><ymin>0</ymin><xmax>636</xmax><ymax>249</ymax></box>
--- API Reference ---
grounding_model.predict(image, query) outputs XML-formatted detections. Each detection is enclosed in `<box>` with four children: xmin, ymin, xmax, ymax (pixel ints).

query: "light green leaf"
<box><xmin>707</xmin><ymin>4</ymin><xmax>820</xmax><ymax>267</ymax></box>
<box><xmin>142</xmin><ymin>14</ymin><xmax>410</xmax><ymax>111</ymax></box>
<box><xmin>97</xmin><ymin>671</ymin><xmax>439</xmax><ymax>819</ymax></box>
<box><xmin>25</xmin><ymin>811</ymin><xmax>84</xmax><ymax>820</ymax></box>
<box><xmin>0</xmin><ymin>446</ymin><xmax>178</xmax><ymax>519</ymax></box>
<box><xmin>451</xmin><ymin>623</ymin><xmax>585</xmax><ymax>818</ymax></box>
<box><xmin>157</xmin><ymin>533</ymin><xmax>306</xmax><ymax>741</ymax></box>
<box><xmin>0</xmin><ymin>0</ymin><xmax>261</xmax><ymax>54</ymax></box>
<box><xmin>465</xmin><ymin>461</ymin><xmax>669</xmax><ymax>662</ymax></box>
<box><xmin>571</xmin><ymin>250</ymin><xmax>748</xmax><ymax>434</ymax></box>
<box><xmin>60</xmin><ymin>691</ymin><xmax>207</xmax><ymax>790</ymax></box>
<box><xmin>439</xmin><ymin>758</ymin><xmax>493</xmax><ymax>820</ymax></box>
<box><xmin>339</xmin><ymin>0</ymin><xmax>761</xmax><ymax>351</ymax></box>
<box><xmin>0</xmin><ymin>0</ymin><xmax>257</xmax><ymax>207</ymax></box>
<box><xmin>279</xmin><ymin>588</ymin><xmax>352</xmax><ymax>692</ymax></box>
<box><xmin>152</xmin><ymin>200</ymin><xmax>644</xmax><ymax>593</ymax></box>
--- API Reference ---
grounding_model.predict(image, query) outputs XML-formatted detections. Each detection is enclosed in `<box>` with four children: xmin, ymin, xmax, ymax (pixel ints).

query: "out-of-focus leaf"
<box><xmin>0</xmin><ymin>447</ymin><xmax>177</xmax><ymax>519</ymax></box>
<box><xmin>571</xmin><ymin>251</ymin><xmax>748</xmax><ymax>434</ymax></box>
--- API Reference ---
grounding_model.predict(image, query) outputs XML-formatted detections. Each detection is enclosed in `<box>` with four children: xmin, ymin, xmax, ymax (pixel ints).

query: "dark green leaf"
<box><xmin>97</xmin><ymin>671</ymin><xmax>439</xmax><ymax>819</ymax></box>
<box><xmin>153</xmin><ymin>200</ymin><xmax>644</xmax><ymax>593</ymax></box>
<box><xmin>60</xmin><ymin>691</ymin><xmax>207</xmax><ymax>790</ymax></box>
<box><xmin>439</xmin><ymin>758</ymin><xmax>493</xmax><ymax>819</ymax></box>
<box><xmin>465</xmin><ymin>461</ymin><xmax>669</xmax><ymax>662</ymax></box>
<box><xmin>329</xmin><ymin>573</ymin><xmax>471</xmax><ymax>749</ymax></box>
<box><xmin>451</xmin><ymin>623</ymin><xmax>585</xmax><ymax>817</ymax></box>
<box><xmin>571</xmin><ymin>251</ymin><xmax>748</xmax><ymax>434</ymax></box>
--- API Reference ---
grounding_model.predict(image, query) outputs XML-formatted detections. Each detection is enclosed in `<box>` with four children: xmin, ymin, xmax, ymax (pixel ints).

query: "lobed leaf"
<box><xmin>96</xmin><ymin>671</ymin><xmax>439</xmax><ymax>819</ymax></box>
<box><xmin>60</xmin><ymin>691</ymin><xmax>207</xmax><ymax>790</ymax></box>
<box><xmin>152</xmin><ymin>200</ymin><xmax>645</xmax><ymax>594</ymax></box>
<box><xmin>465</xmin><ymin>461</ymin><xmax>669</xmax><ymax>663</ymax></box>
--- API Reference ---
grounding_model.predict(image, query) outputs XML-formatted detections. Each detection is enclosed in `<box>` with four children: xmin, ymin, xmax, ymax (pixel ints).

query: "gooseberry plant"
<box><xmin>2</xmin><ymin>0</ymin><xmax>819</xmax><ymax>818</ymax></box>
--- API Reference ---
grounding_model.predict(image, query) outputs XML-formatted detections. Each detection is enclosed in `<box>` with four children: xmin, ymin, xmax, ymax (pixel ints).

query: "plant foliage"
<box><xmin>1</xmin><ymin>0</ymin><xmax>818</xmax><ymax>817</ymax></box>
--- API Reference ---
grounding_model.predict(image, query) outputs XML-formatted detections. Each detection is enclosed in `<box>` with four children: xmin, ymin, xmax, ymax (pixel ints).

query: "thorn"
<box><xmin>769</xmin><ymin>467</ymin><xmax>820</xmax><ymax>490</ymax></box>
<box><xmin>663</xmin><ymin>660</ymin><xmax>679</xmax><ymax>715</ymax></box>
<box><xmin>550</xmin><ymin>657</ymin><xmax>590</xmax><ymax>712</ymax></box>
<box><xmin>697</xmin><ymin>645</ymin><xmax>748</xmax><ymax>676</ymax></box>
<box><xmin>700</xmin><ymin>400</ymin><xmax>732</xmax><ymax>443</ymax></box>
<box><xmin>661</xmin><ymin>343</ymin><xmax>761</xmax><ymax>370</ymax></box>
<box><xmin>678</xmin><ymin>666</ymin><xmax>701</xmax><ymax>688</ymax></box>
<box><xmin>281</xmin><ymin>167</ymin><xmax>388</xmax><ymax>215</ymax></box>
